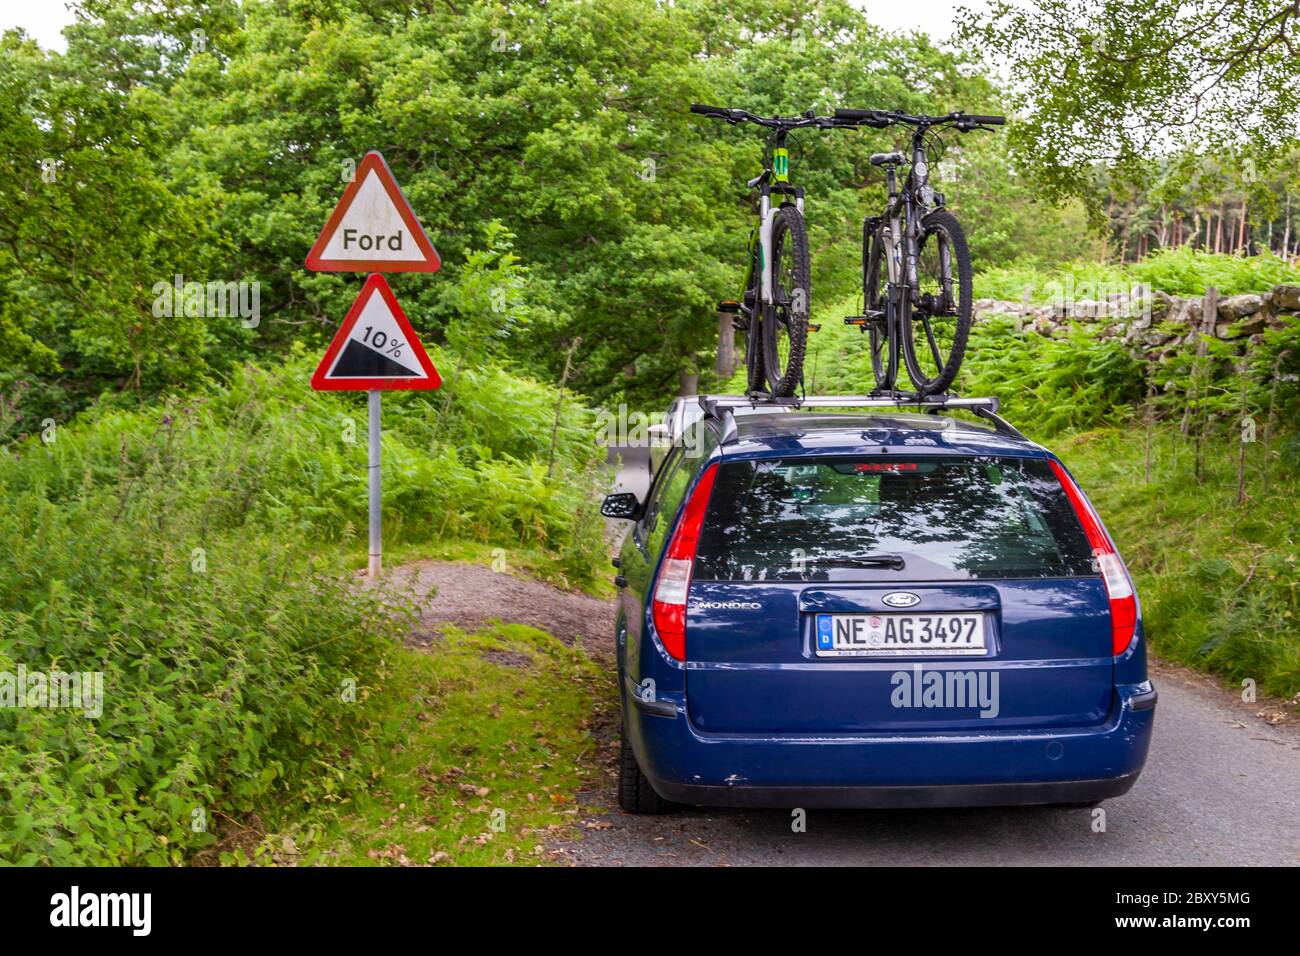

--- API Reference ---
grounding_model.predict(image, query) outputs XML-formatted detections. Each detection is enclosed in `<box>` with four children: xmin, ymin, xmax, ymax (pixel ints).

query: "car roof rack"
<box><xmin>696</xmin><ymin>393</ymin><xmax>1028</xmax><ymax>444</ymax></box>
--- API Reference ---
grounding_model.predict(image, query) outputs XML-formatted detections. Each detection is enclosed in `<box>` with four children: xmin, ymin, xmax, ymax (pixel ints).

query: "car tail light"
<box><xmin>651</xmin><ymin>462</ymin><xmax>718</xmax><ymax>661</ymax></box>
<box><xmin>1050</xmin><ymin>460</ymin><xmax>1136</xmax><ymax>655</ymax></box>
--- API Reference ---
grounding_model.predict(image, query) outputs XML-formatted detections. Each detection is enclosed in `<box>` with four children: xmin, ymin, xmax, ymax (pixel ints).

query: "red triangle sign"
<box><xmin>305</xmin><ymin>152</ymin><xmax>441</xmax><ymax>273</ymax></box>
<box><xmin>311</xmin><ymin>275</ymin><xmax>442</xmax><ymax>391</ymax></box>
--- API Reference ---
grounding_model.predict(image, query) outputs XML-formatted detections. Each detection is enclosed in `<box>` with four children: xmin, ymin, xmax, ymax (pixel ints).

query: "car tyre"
<box><xmin>618</xmin><ymin>723</ymin><xmax>678</xmax><ymax>814</ymax></box>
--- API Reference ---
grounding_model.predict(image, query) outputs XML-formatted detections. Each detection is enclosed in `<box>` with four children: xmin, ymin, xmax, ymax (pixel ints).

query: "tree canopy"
<box><xmin>959</xmin><ymin>0</ymin><xmax>1300</xmax><ymax>207</ymax></box>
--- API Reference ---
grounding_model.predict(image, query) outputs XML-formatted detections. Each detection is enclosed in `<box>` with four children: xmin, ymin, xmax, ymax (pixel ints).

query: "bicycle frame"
<box><xmin>740</xmin><ymin>133</ymin><xmax>805</xmax><ymax>317</ymax></box>
<box><xmin>876</xmin><ymin>128</ymin><xmax>943</xmax><ymax>311</ymax></box>
<box><xmin>838</xmin><ymin>106</ymin><xmax>1003</xmax><ymax>394</ymax></box>
<box><xmin>860</xmin><ymin>127</ymin><xmax>947</xmax><ymax>396</ymax></box>
<box><xmin>689</xmin><ymin>105</ymin><xmax>832</xmax><ymax>330</ymax></box>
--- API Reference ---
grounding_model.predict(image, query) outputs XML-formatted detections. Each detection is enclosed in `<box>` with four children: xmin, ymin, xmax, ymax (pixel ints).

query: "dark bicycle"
<box><xmin>835</xmin><ymin>108</ymin><xmax>1004</xmax><ymax>395</ymax></box>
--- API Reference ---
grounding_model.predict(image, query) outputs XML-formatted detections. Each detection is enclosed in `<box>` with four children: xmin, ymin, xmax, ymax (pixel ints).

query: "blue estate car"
<box><xmin>601</xmin><ymin>397</ymin><xmax>1156</xmax><ymax>813</ymax></box>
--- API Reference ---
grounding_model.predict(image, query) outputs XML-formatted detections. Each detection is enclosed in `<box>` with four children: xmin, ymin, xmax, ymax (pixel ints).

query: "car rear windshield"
<box><xmin>694</xmin><ymin>456</ymin><xmax>1096</xmax><ymax>581</ymax></box>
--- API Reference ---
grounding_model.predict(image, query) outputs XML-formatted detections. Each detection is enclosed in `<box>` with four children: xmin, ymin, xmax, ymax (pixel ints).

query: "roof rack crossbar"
<box><xmin>696</xmin><ymin>393</ymin><xmax>1027</xmax><ymax>442</ymax></box>
<box><xmin>970</xmin><ymin>404</ymin><xmax>1027</xmax><ymax>441</ymax></box>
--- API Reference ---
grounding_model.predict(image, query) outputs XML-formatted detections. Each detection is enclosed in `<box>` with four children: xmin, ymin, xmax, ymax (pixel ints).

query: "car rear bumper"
<box><xmin>650</xmin><ymin>774</ymin><xmax>1142</xmax><ymax>809</ymax></box>
<box><xmin>626</xmin><ymin>676</ymin><xmax>1156</xmax><ymax>809</ymax></box>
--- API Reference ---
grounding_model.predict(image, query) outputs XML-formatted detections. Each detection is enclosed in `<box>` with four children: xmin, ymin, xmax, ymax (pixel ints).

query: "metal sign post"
<box><xmin>304</xmin><ymin>151</ymin><xmax>443</xmax><ymax>579</ymax></box>
<box><xmin>368</xmin><ymin>389</ymin><xmax>382</xmax><ymax>577</ymax></box>
<box><xmin>309</xmin><ymin>276</ymin><xmax>440</xmax><ymax>579</ymax></box>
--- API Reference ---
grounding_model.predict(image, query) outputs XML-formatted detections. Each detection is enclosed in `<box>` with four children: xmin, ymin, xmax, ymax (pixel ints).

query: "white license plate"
<box><xmin>814</xmin><ymin>612</ymin><xmax>987</xmax><ymax>657</ymax></box>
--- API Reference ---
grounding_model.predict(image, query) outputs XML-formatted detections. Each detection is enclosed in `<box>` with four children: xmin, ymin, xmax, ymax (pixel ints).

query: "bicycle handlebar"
<box><xmin>833</xmin><ymin>108</ymin><xmax>1006</xmax><ymax>130</ymax></box>
<box><xmin>688</xmin><ymin>104</ymin><xmax>851</xmax><ymax>130</ymax></box>
<box><xmin>693</xmin><ymin>104</ymin><xmax>1005</xmax><ymax>132</ymax></box>
<box><xmin>832</xmin><ymin>108</ymin><xmax>892</xmax><ymax>127</ymax></box>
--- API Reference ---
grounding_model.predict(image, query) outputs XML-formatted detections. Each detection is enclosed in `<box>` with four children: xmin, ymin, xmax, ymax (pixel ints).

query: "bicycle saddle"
<box><xmin>870</xmin><ymin>151</ymin><xmax>906</xmax><ymax>167</ymax></box>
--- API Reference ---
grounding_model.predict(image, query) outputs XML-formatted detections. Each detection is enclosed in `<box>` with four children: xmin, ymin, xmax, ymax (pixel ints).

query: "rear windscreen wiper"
<box><xmin>815</xmin><ymin>554</ymin><xmax>906</xmax><ymax>570</ymax></box>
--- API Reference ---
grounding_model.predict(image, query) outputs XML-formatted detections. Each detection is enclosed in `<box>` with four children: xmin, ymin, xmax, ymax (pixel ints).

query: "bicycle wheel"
<box><xmin>900</xmin><ymin>209</ymin><xmax>972</xmax><ymax>395</ymax></box>
<box><xmin>863</xmin><ymin>218</ymin><xmax>898</xmax><ymax>392</ymax></box>
<box><xmin>763</xmin><ymin>205</ymin><xmax>810</xmax><ymax>397</ymax></box>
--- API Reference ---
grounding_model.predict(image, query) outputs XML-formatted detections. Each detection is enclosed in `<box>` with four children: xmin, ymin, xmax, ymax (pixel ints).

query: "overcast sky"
<box><xmin>857</xmin><ymin>0</ymin><xmax>984</xmax><ymax>38</ymax></box>
<box><xmin>0</xmin><ymin>0</ymin><xmax>72</xmax><ymax>51</ymax></box>
<box><xmin>0</xmin><ymin>0</ymin><xmax>988</xmax><ymax>53</ymax></box>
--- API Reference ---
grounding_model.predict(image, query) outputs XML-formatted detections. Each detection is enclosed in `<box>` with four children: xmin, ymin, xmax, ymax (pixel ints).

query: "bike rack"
<box><xmin>696</xmin><ymin>393</ymin><xmax>1028</xmax><ymax>444</ymax></box>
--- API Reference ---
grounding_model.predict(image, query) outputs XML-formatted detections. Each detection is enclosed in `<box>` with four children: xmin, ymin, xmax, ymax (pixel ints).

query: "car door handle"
<box><xmin>614</xmin><ymin>575</ymin><xmax>628</xmax><ymax>588</ymax></box>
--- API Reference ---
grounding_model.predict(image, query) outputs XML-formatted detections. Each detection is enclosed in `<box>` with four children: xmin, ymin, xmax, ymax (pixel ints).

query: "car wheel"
<box><xmin>618</xmin><ymin>723</ymin><xmax>677</xmax><ymax>815</ymax></box>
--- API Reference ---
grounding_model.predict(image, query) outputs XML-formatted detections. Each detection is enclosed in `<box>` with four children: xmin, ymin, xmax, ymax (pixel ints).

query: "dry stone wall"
<box><xmin>973</xmin><ymin>283</ymin><xmax>1300</xmax><ymax>361</ymax></box>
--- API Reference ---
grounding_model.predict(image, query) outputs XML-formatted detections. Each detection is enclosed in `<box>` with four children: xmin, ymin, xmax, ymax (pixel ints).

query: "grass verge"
<box><xmin>234</xmin><ymin>623</ymin><xmax>615</xmax><ymax>866</ymax></box>
<box><xmin>1059</xmin><ymin>426</ymin><xmax>1299</xmax><ymax>699</ymax></box>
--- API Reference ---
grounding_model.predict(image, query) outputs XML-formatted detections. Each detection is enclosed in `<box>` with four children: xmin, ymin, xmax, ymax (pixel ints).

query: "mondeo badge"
<box><xmin>882</xmin><ymin>591</ymin><xmax>921</xmax><ymax>608</ymax></box>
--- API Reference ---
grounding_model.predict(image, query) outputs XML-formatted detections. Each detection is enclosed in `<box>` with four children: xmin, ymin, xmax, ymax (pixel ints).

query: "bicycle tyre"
<box><xmin>863</xmin><ymin>218</ymin><xmax>898</xmax><ymax>392</ymax></box>
<box><xmin>763</xmin><ymin>205</ymin><xmax>810</xmax><ymax>397</ymax></box>
<box><xmin>900</xmin><ymin>208</ymin><xmax>972</xmax><ymax>395</ymax></box>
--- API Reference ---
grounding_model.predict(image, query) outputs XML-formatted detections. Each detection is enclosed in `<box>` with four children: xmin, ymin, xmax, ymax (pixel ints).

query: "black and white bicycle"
<box><xmin>691</xmin><ymin>105</ymin><xmax>845</xmax><ymax>397</ymax></box>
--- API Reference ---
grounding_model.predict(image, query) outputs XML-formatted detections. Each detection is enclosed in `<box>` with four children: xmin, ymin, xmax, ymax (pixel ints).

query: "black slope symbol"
<box><xmin>330</xmin><ymin>339</ymin><xmax>421</xmax><ymax>378</ymax></box>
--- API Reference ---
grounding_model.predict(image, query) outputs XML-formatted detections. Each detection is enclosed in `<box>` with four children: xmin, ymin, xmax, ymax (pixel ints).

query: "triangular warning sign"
<box><xmin>305</xmin><ymin>152</ymin><xmax>441</xmax><ymax>273</ymax></box>
<box><xmin>311</xmin><ymin>275</ymin><xmax>442</xmax><ymax>391</ymax></box>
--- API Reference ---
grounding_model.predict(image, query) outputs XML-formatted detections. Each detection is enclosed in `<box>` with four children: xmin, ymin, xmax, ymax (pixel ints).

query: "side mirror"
<box><xmin>601</xmin><ymin>491</ymin><xmax>643</xmax><ymax>520</ymax></box>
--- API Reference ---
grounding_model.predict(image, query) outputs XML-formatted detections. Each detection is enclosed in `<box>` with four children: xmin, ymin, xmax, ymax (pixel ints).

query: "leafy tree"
<box><xmin>958</xmin><ymin>0</ymin><xmax>1300</xmax><ymax>208</ymax></box>
<box><xmin>0</xmin><ymin>30</ymin><xmax>227</xmax><ymax>415</ymax></box>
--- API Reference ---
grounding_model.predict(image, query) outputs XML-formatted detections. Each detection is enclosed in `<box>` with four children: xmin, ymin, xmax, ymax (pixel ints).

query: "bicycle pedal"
<box><xmin>717</xmin><ymin>299</ymin><xmax>742</xmax><ymax>314</ymax></box>
<box><xmin>807</xmin><ymin>323</ymin><xmax>821</xmax><ymax>333</ymax></box>
<box><xmin>732</xmin><ymin>316</ymin><xmax>749</xmax><ymax>332</ymax></box>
